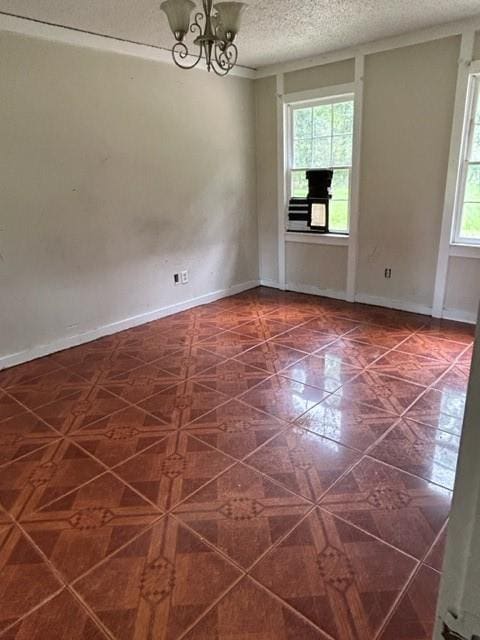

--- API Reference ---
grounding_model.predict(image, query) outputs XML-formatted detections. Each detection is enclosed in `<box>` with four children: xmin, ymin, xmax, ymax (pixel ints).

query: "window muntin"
<box><xmin>288</xmin><ymin>97</ymin><xmax>354</xmax><ymax>234</ymax></box>
<box><xmin>454</xmin><ymin>75</ymin><xmax>480</xmax><ymax>244</ymax></box>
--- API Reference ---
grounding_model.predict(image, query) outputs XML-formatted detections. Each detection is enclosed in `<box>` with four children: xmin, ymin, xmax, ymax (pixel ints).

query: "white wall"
<box><xmin>0</xmin><ymin>32</ymin><xmax>258</xmax><ymax>364</ymax></box>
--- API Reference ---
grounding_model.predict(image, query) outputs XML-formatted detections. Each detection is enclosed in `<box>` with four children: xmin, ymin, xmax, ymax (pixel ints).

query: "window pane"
<box><xmin>293</xmin><ymin>108</ymin><xmax>312</xmax><ymax>139</ymax></box>
<box><xmin>291</xmin><ymin>171</ymin><xmax>308</xmax><ymax>197</ymax></box>
<box><xmin>333</xmin><ymin>101</ymin><xmax>354</xmax><ymax>135</ymax></box>
<box><xmin>313</xmin><ymin>138</ymin><xmax>331</xmax><ymax>167</ymax></box>
<box><xmin>332</xmin><ymin>135</ymin><xmax>353</xmax><ymax>166</ymax></box>
<box><xmin>464</xmin><ymin>164</ymin><xmax>480</xmax><ymax>202</ymax></box>
<box><xmin>460</xmin><ymin>202</ymin><xmax>480</xmax><ymax>238</ymax></box>
<box><xmin>330</xmin><ymin>200</ymin><xmax>348</xmax><ymax>232</ymax></box>
<box><xmin>294</xmin><ymin>139</ymin><xmax>312</xmax><ymax>168</ymax></box>
<box><xmin>470</xmin><ymin>125</ymin><xmax>480</xmax><ymax>162</ymax></box>
<box><xmin>331</xmin><ymin>169</ymin><xmax>349</xmax><ymax>200</ymax></box>
<box><xmin>313</xmin><ymin>104</ymin><xmax>332</xmax><ymax>137</ymax></box>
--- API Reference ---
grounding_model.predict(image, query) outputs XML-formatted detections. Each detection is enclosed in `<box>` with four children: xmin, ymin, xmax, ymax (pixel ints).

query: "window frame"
<box><xmin>452</xmin><ymin>72</ymin><xmax>480</xmax><ymax>246</ymax></box>
<box><xmin>285</xmin><ymin>89</ymin><xmax>355</xmax><ymax>235</ymax></box>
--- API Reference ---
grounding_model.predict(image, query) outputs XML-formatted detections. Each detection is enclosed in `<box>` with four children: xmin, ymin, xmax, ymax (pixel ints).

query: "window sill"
<box><xmin>449</xmin><ymin>243</ymin><xmax>480</xmax><ymax>259</ymax></box>
<box><xmin>285</xmin><ymin>231</ymin><xmax>349</xmax><ymax>246</ymax></box>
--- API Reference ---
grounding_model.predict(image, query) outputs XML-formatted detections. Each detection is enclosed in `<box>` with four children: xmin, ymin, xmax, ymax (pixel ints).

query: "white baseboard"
<box><xmin>442</xmin><ymin>308</ymin><xmax>478</xmax><ymax>325</ymax></box>
<box><xmin>354</xmin><ymin>293</ymin><xmax>432</xmax><ymax>317</ymax></box>
<box><xmin>0</xmin><ymin>279</ymin><xmax>260</xmax><ymax>371</ymax></box>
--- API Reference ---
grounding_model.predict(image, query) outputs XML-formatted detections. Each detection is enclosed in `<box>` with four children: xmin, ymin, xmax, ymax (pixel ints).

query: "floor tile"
<box><xmin>378</xmin><ymin>565</ymin><xmax>441</xmax><ymax>640</ymax></box>
<box><xmin>369</xmin><ymin>419</ymin><xmax>460</xmax><ymax>489</ymax></box>
<box><xmin>60</xmin><ymin>351</ymin><xmax>144</xmax><ymax>384</ymax></box>
<box><xmin>335</xmin><ymin>371</ymin><xmax>426</xmax><ymax>415</ymax></box>
<box><xmin>35</xmin><ymin>385</ymin><xmax>128</xmax><ymax>434</ymax></box>
<box><xmin>347</xmin><ymin>324</ymin><xmax>412</xmax><ymax>349</ymax></box>
<box><xmin>317</xmin><ymin>337</ymin><xmax>388</xmax><ymax>368</ymax></box>
<box><xmin>0</xmin><ymin>357</ymin><xmax>61</xmax><ymax>389</ymax></box>
<box><xmin>0</xmin><ymin>589</ymin><xmax>109</xmax><ymax>639</ymax></box>
<box><xmin>369</xmin><ymin>350</ymin><xmax>449</xmax><ymax>386</ymax></box>
<box><xmin>73</xmin><ymin>515</ymin><xmax>241</xmax><ymax>640</ymax></box>
<box><xmin>251</xmin><ymin>507</ymin><xmax>416</xmax><ymax>640</ymax></box>
<box><xmin>0</xmin><ymin>413</ymin><xmax>60</xmax><ymax>467</ymax></box>
<box><xmin>281</xmin><ymin>354</ymin><xmax>360</xmax><ymax>393</ymax></box>
<box><xmin>245</xmin><ymin>428</ymin><xmax>360</xmax><ymax>501</ymax></box>
<box><xmin>101</xmin><ymin>363</ymin><xmax>178</xmax><ymax>403</ymax></box>
<box><xmin>395</xmin><ymin>334</ymin><xmax>467</xmax><ymax>362</ymax></box>
<box><xmin>240</xmin><ymin>376</ymin><xmax>329</xmax><ymax>422</ymax></box>
<box><xmin>271</xmin><ymin>328</ymin><xmax>337</xmax><ymax>354</ymax></box>
<box><xmin>230</xmin><ymin>317</ymin><xmax>295</xmax><ymax>340</ymax></box>
<box><xmin>296</xmin><ymin>395</ymin><xmax>399</xmax><ymax>451</ymax></box>
<box><xmin>433</xmin><ymin>363</ymin><xmax>470</xmax><ymax>394</ymax></box>
<box><xmin>424</xmin><ymin>525</ymin><xmax>447</xmax><ymax>572</ymax></box>
<box><xmin>234</xmin><ymin>342</ymin><xmax>307</xmax><ymax>373</ymax></box>
<box><xmin>263</xmin><ymin>308</ymin><xmax>317</xmax><ymax>324</ymax></box>
<box><xmin>320</xmin><ymin>457</ymin><xmax>451</xmax><ymax>558</ymax></box>
<box><xmin>405</xmin><ymin>388</ymin><xmax>466</xmax><ymax>436</ymax></box>
<box><xmin>0</xmin><ymin>392</ymin><xmax>25</xmax><ymax>422</ymax></box>
<box><xmin>418</xmin><ymin>319</ymin><xmax>475</xmax><ymax>344</ymax></box>
<box><xmin>185</xmin><ymin>399</ymin><xmax>286</xmax><ymax>459</ymax></box>
<box><xmin>71</xmin><ymin>406</ymin><xmax>171</xmax><ymax>468</ymax></box>
<box><xmin>197</xmin><ymin>331</ymin><xmax>261</xmax><ymax>359</ymax></box>
<box><xmin>139</xmin><ymin>381</ymin><xmax>229</xmax><ymax>428</ymax></box>
<box><xmin>154</xmin><ymin>346</ymin><xmax>226</xmax><ymax>379</ymax></box>
<box><xmin>183</xmin><ymin>577</ymin><xmax>329</xmax><ymax>639</ymax></box>
<box><xmin>301</xmin><ymin>316</ymin><xmax>360</xmax><ymax>337</ymax></box>
<box><xmin>173</xmin><ymin>463</ymin><xmax>309</xmax><ymax>568</ymax></box>
<box><xmin>0</xmin><ymin>440</ymin><xmax>104</xmax><ymax>518</ymax></box>
<box><xmin>21</xmin><ymin>472</ymin><xmax>161</xmax><ymax>581</ymax></box>
<box><xmin>6</xmin><ymin>370</ymin><xmax>90</xmax><ymax>411</ymax></box>
<box><xmin>114</xmin><ymin>433</ymin><xmax>234</xmax><ymax>511</ymax></box>
<box><xmin>192</xmin><ymin>359</ymin><xmax>270</xmax><ymax>397</ymax></box>
<box><xmin>0</xmin><ymin>523</ymin><xmax>63</xmax><ymax>634</ymax></box>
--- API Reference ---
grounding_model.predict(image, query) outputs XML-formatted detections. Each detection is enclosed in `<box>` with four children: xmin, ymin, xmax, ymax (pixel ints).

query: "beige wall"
<box><xmin>0</xmin><ymin>32</ymin><xmax>257</xmax><ymax>362</ymax></box>
<box><xmin>473</xmin><ymin>30</ymin><xmax>480</xmax><ymax>60</ymax></box>
<box><xmin>284</xmin><ymin>58</ymin><xmax>355</xmax><ymax>93</ymax></box>
<box><xmin>444</xmin><ymin>258</ymin><xmax>480</xmax><ymax>318</ymax></box>
<box><xmin>286</xmin><ymin>244</ymin><xmax>348</xmax><ymax>294</ymax></box>
<box><xmin>357</xmin><ymin>37</ymin><xmax>459</xmax><ymax>308</ymax></box>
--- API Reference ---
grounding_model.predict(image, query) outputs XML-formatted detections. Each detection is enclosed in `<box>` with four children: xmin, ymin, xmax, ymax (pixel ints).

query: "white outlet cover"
<box><xmin>181</xmin><ymin>270</ymin><xmax>189</xmax><ymax>284</ymax></box>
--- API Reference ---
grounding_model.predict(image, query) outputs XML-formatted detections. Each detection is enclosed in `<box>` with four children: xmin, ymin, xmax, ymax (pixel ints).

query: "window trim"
<box><xmin>284</xmin><ymin>86</ymin><xmax>355</xmax><ymax>236</ymax></box>
<box><xmin>451</xmin><ymin>72</ymin><xmax>480</xmax><ymax>247</ymax></box>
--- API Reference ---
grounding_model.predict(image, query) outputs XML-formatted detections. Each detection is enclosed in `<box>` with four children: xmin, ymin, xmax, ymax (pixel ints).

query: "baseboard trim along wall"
<box><xmin>0</xmin><ymin>280</ymin><xmax>260</xmax><ymax>371</ymax></box>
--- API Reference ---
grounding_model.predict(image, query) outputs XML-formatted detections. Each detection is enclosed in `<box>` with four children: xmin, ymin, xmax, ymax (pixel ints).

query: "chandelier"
<box><xmin>160</xmin><ymin>0</ymin><xmax>247</xmax><ymax>76</ymax></box>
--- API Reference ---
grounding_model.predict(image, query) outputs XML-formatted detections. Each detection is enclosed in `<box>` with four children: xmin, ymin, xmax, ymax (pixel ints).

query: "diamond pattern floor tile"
<box><xmin>6</xmin><ymin>370</ymin><xmax>90</xmax><ymax>411</ymax></box>
<box><xmin>320</xmin><ymin>457</ymin><xmax>451</xmax><ymax>558</ymax></box>
<box><xmin>251</xmin><ymin>507</ymin><xmax>416</xmax><ymax>640</ymax></box>
<box><xmin>173</xmin><ymin>463</ymin><xmax>310</xmax><ymax>568</ymax></box>
<box><xmin>73</xmin><ymin>515</ymin><xmax>241</xmax><ymax>640</ymax></box>
<box><xmin>0</xmin><ymin>392</ymin><xmax>25</xmax><ymax>422</ymax></box>
<box><xmin>369</xmin><ymin>350</ymin><xmax>449</xmax><ymax>386</ymax></box>
<box><xmin>271</xmin><ymin>328</ymin><xmax>337</xmax><ymax>354</ymax></box>
<box><xmin>281</xmin><ymin>354</ymin><xmax>360</xmax><ymax>393</ymax></box>
<box><xmin>154</xmin><ymin>346</ymin><xmax>226</xmax><ymax>380</ymax></box>
<box><xmin>405</xmin><ymin>387</ymin><xmax>466</xmax><ymax>435</ymax></box>
<box><xmin>0</xmin><ymin>412</ymin><xmax>60</xmax><ymax>467</ymax></box>
<box><xmin>394</xmin><ymin>334</ymin><xmax>467</xmax><ymax>362</ymax></box>
<box><xmin>101</xmin><ymin>363</ymin><xmax>179</xmax><ymax>403</ymax></box>
<box><xmin>424</xmin><ymin>525</ymin><xmax>447</xmax><ymax>572</ymax></box>
<box><xmin>192</xmin><ymin>359</ymin><xmax>270</xmax><ymax>397</ymax></box>
<box><xmin>234</xmin><ymin>341</ymin><xmax>307</xmax><ymax>373</ymax></box>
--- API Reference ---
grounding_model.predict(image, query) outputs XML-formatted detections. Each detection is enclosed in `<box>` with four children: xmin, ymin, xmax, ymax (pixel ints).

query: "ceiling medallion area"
<box><xmin>161</xmin><ymin>0</ymin><xmax>247</xmax><ymax>76</ymax></box>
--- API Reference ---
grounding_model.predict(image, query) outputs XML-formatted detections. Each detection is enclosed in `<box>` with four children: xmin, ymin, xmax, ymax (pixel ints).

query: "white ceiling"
<box><xmin>0</xmin><ymin>0</ymin><xmax>479</xmax><ymax>69</ymax></box>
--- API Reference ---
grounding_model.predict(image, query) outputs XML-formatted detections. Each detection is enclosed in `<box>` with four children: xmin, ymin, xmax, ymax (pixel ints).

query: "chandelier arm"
<box><xmin>190</xmin><ymin>12</ymin><xmax>204</xmax><ymax>37</ymax></box>
<box><xmin>172</xmin><ymin>41</ymin><xmax>203</xmax><ymax>69</ymax></box>
<box><xmin>214</xmin><ymin>40</ymin><xmax>238</xmax><ymax>73</ymax></box>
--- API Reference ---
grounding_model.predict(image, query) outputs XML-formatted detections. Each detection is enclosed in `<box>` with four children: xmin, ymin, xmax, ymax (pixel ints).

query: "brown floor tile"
<box><xmin>61</xmin><ymin>351</ymin><xmax>144</xmax><ymax>384</ymax></box>
<box><xmin>378</xmin><ymin>565</ymin><xmax>441</xmax><ymax>640</ymax></box>
<box><xmin>101</xmin><ymin>363</ymin><xmax>178</xmax><ymax>403</ymax></box>
<box><xmin>114</xmin><ymin>433</ymin><xmax>234</xmax><ymax>511</ymax></box>
<box><xmin>240</xmin><ymin>375</ymin><xmax>329</xmax><ymax>423</ymax></box>
<box><xmin>230</xmin><ymin>317</ymin><xmax>295</xmax><ymax>340</ymax></box>
<box><xmin>185</xmin><ymin>399</ymin><xmax>286</xmax><ymax>459</ymax></box>
<box><xmin>301</xmin><ymin>316</ymin><xmax>360</xmax><ymax>337</ymax></box>
<box><xmin>318</xmin><ymin>337</ymin><xmax>388</xmax><ymax>368</ymax></box>
<box><xmin>0</xmin><ymin>357</ymin><xmax>61</xmax><ymax>389</ymax></box>
<box><xmin>0</xmin><ymin>440</ymin><xmax>104</xmax><ymax>518</ymax></box>
<box><xmin>281</xmin><ymin>354</ymin><xmax>359</xmax><ymax>393</ymax></box>
<box><xmin>347</xmin><ymin>324</ymin><xmax>412</xmax><ymax>349</ymax></box>
<box><xmin>271</xmin><ymin>328</ymin><xmax>337</xmax><ymax>354</ymax></box>
<box><xmin>0</xmin><ymin>392</ymin><xmax>25</xmax><ymax>422</ymax></box>
<box><xmin>395</xmin><ymin>333</ymin><xmax>467</xmax><ymax>362</ymax></box>
<box><xmin>370</xmin><ymin>350</ymin><xmax>449</xmax><ymax>386</ymax></box>
<box><xmin>369</xmin><ymin>419</ymin><xmax>460</xmax><ymax>490</ymax></box>
<box><xmin>173</xmin><ymin>463</ymin><xmax>309</xmax><ymax>568</ymax></box>
<box><xmin>263</xmin><ymin>307</ymin><xmax>317</xmax><ymax>324</ymax></box>
<box><xmin>0</xmin><ymin>413</ymin><xmax>60</xmax><ymax>467</ymax></box>
<box><xmin>320</xmin><ymin>457</ymin><xmax>451</xmax><ymax>558</ymax></box>
<box><xmin>21</xmin><ymin>473</ymin><xmax>161</xmax><ymax>581</ymax></box>
<box><xmin>35</xmin><ymin>385</ymin><xmax>128</xmax><ymax>434</ymax></box>
<box><xmin>0</xmin><ymin>523</ymin><xmax>63</xmax><ymax>633</ymax></box>
<box><xmin>335</xmin><ymin>371</ymin><xmax>426</xmax><ymax>415</ymax></box>
<box><xmin>234</xmin><ymin>342</ymin><xmax>307</xmax><ymax>373</ymax></box>
<box><xmin>154</xmin><ymin>346</ymin><xmax>226</xmax><ymax>379</ymax></box>
<box><xmin>72</xmin><ymin>406</ymin><xmax>171</xmax><ymax>468</ymax></box>
<box><xmin>183</xmin><ymin>577</ymin><xmax>329</xmax><ymax>639</ymax></box>
<box><xmin>424</xmin><ymin>525</ymin><xmax>447</xmax><ymax>572</ymax></box>
<box><xmin>418</xmin><ymin>319</ymin><xmax>475</xmax><ymax>344</ymax></box>
<box><xmin>245</xmin><ymin>428</ymin><xmax>360</xmax><ymax>501</ymax></box>
<box><xmin>251</xmin><ymin>507</ymin><xmax>416</xmax><ymax>640</ymax></box>
<box><xmin>405</xmin><ymin>387</ymin><xmax>466</xmax><ymax>436</ymax></box>
<box><xmin>0</xmin><ymin>589</ymin><xmax>109</xmax><ymax>639</ymax></box>
<box><xmin>296</xmin><ymin>394</ymin><xmax>399</xmax><ymax>451</ymax></box>
<box><xmin>197</xmin><ymin>331</ymin><xmax>261</xmax><ymax>359</ymax></box>
<box><xmin>433</xmin><ymin>363</ymin><xmax>470</xmax><ymax>394</ymax></box>
<box><xmin>6</xmin><ymin>370</ymin><xmax>90</xmax><ymax>411</ymax></box>
<box><xmin>192</xmin><ymin>359</ymin><xmax>270</xmax><ymax>397</ymax></box>
<box><xmin>74</xmin><ymin>516</ymin><xmax>241</xmax><ymax>640</ymax></box>
<box><xmin>138</xmin><ymin>381</ymin><xmax>229</xmax><ymax>428</ymax></box>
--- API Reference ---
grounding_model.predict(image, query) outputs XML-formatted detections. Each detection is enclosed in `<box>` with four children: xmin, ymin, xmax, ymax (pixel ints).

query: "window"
<box><xmin>287</xmin><ymin>94</ymin><xmax>354</xmax><ymax>234</ymax></box>
<box><xmin>453</xmin><ymin>74</ymin><xmax>480</xmax><ymax>245</ymax></box>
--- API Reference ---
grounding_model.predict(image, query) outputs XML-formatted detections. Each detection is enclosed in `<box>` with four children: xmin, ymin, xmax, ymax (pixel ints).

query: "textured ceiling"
<box><xmin>0</xmin><ymin>0</ymin><xmax>479</xmax><ymax>68</ymax></box>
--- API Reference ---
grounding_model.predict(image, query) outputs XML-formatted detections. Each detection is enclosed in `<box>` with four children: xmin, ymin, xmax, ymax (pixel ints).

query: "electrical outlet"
<box><xmin>384</xmin><ymin>268</ymin><xmax>392</xmax><ymax>279</ymax></box>
<box><xmin>173</xmin><ymin>273</ymin><xmax>180</xmax><ymax>285</ymax></box>
<box><xmin>180</xmin><ymin>270</ymin><xmax>189</xmax><ymax>284</ymax></box>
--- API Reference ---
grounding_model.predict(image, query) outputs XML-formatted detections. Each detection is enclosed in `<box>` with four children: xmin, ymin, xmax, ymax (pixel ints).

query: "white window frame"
<box><xmin>452</xmin><ymin>72</ymin><xmax>480</xmax><ymax>246</ymax></box>
<box><xmin>284</xmin><ymin>85</ymin><xmax>355</xmax><ymax>236</ymax></box>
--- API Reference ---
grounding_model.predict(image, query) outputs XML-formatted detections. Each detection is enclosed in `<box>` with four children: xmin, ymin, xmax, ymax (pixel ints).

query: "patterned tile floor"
<box><xmin>0</xmin><ymin>286</ymin><xmax>475</xmax><ymax>639</ymax></box>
